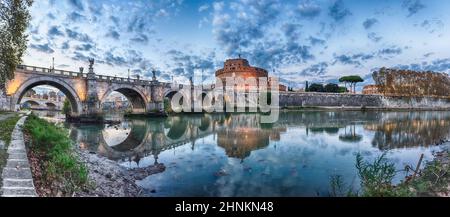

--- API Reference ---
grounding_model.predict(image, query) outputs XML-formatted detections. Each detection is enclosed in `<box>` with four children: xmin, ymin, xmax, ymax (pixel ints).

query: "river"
<box><xmin>37</xmin><ymin>110</ymin><xmax>449</xmax><ymax>196</ymax></box>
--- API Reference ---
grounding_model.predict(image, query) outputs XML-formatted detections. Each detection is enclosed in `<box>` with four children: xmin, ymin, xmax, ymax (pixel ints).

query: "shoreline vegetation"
<box><xmin>23</xmin><ymin>114</ymin><xmax>165</xmax><ymax>197</ymax></box>
<box><xmin>330</xmin><ymin>149</ymin><xmax>450</xmax><ymax>197</ymax></box>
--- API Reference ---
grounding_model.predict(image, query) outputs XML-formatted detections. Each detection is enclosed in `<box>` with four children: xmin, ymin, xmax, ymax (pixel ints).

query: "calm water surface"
<box><xmin>64</xmin><ymin>111</ymin><xmax>449</xmax><ymax>196</ymax></box>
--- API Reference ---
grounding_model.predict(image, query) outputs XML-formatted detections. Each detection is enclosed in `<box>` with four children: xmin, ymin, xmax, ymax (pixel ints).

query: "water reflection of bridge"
<box><xmin>69</xmin><ymin>111</ymin><xmax>450</xmax><ymax>164</ymax></box>
<box><xmin>70</xmin><ymin>113</ymin><xmax>287</xmax><ymax>163</ymax></box>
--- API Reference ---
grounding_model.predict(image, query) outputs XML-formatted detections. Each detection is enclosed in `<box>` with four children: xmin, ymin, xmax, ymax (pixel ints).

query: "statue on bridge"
<box><xmin>89</xmin><ymin>58</ymin><xmax>95</xmax><ymax>70</ymax></box>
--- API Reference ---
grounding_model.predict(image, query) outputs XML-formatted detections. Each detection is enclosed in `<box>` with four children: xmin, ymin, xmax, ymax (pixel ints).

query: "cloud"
<box><xmin>328</xmin><ymin>0</ymin><xmax>352</xmax><ymax>22</ymax></box>
<box><xmin>75</xmin><ymin>43</ymin><xmax>93</xmax><ymax>51</ymax></box>
<box><xmin>156</xmin><ymin>9</ymin><xmax>169</xmax><ymax>18</ymax></box>
<box><xmin>212</xmin><ymin>0</ymin><xmax>281</xmax><ymax>55</ymax></box>
<box><xmin>105</xmin><ymin>29</ymin><xmax>120</xmax><ymax>40</ymax></box>
<box><xmin>394</xmin><ymin>58</ymin><xmax>450</xmax><ymax>72</ymax></box>
<box><xmin>423</xmin><ymin>52</ymin><xmax>434</xmax><ymax>58</ymax></box>
<box><xmin>378</xmin><ymin>47</ymin><xmax>403</xmax><ymax>56</ymax></box>
<box><xmin>30</xmin><ymin>43</ymin><xmax>55</xmax><ymax>54</ymax></box>
<box><xmin>211</xmin><ymin>0</ymin><xmax>314</xmax><ymax>69</ymax></box>
<box><xmin>67</xmin><ymin>11</ymin><xmax>86</xmax><ymax>22</ymax></box>
<box><xmin>402</xmin><ymin>0</ymin><xmax>426</xmax><ymax>17</ymax></box>
<box><xmin>67</xmin><ymin>0</ymin><xmax>84</xmax><ymax>11</ymax></box>
<box><xmin>127</xmin><ymin>16</ymin><xmax>148</xmax><ymax>32</ymax></box>
<box><xmin>71</xmin><ymin>51</ymin><xmax>90</xmax><ymax>61</ymax></box>
<box><xmin>333</xmin><ymin>54</ymin><xmax>360</xmax><ymax>66</ymax></box>
<box><xmin>47</xmin><ymin>13</ymin><xmax>56</xmax><ymax>20</ymax></box>
<box><xmin>61</xmin><ymin>41</ymin><xmax>70</xmax><ymax>49</ymax></box>
<box><xmin>333</xmin><ymin>52</ymin><xmax>375</xmax><ymax>66</ymax></box>
<box><xmin>103</xmin><ymin>51</ymin><xmax>127</xmax><ymax>66</ymax></box>
<box><xmin>308</xmin><ymin>36</ymin><xmax>325</xmax><ymax>46</ymax></box>
<box><xmin>198</xmin><ymin>4</ymin><xmax>209</xmax><ymax>12</ymax></box>
<box><xmin>297</xmin><ymin>1</ymin><xmax>321</xmax><ymax>18</ymax></box>
<box><xmin>363</xmin><ymin>18</ymin><xmax>378</xmax><ymax>29</ymax></box>
<box><xmin>367</xmin><ymin>32</ymin><xmax>382</xmax><ymax>42</ymax></box>
<box><xmin>300</xmin><ymin>62</ymin><xmax>328</xmax><ymax>76</ymax></box>
<box><xmin>130</xmin><ymin>34</ymin><xmax>149</xmax><ymax>44</ymax></box>
<box><xmin>166</xmin><ymin>49</ymin><xmax>216</xmax><ymax>78</ymax></box>
<box><xmin>48</xmin><ymin>26</ymin><xmax>64</xmax><ymax>37</ymax></box>
<box><xmin>282</xmin><ymin>23</ymin><xmax>302</xmax><ymax>41</ymax></box>
<box><xmin>65</xmin><ymin>28</ymin><xmax>93</xmax><ymax>43</ymax></box>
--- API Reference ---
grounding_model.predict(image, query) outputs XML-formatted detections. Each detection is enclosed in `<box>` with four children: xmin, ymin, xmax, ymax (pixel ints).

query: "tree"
<box><xmin>307</xmin><ymin>83</ymin><xmax>324</xmax><ymax>92</ymax></box>
<box><xmin>0</xmin><ymin>0</ymin><xmax>33</xmax><ymax>94</ymax></box>
<box><xmin>62</xmin><ymin>98</ymin><xmax>71</xmax><ymax>117</ymax></box>
<box><xmin>324</xmin><ymin>83</ymin><xmax>339</xmax><ymax>93</ymax></box>
<box><xmin>338</xmin><ymin>86</ymin><xmax>348</xmax><ymax>93</ymax></box>
<box><xmin>339</xmin><ymin>75</ymin><xmax>364</xmax><ymax>93</ymax></box>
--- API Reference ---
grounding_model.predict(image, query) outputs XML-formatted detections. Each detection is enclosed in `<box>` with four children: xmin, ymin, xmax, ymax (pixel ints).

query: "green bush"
<box><xmin>355</xmin><ymin>153</ymin><xmax>413</xmax><ymax>197</ymax></box>
<box><xmin>24</xmin><ymin>114</ymin><xmax>88</xmax><ymax>192</ymax></box>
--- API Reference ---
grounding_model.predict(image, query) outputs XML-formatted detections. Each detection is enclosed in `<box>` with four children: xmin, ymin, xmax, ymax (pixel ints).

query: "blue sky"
<box><xmin>23</xmin><ymin>0</ymin><xmax>450</xmax><ymax>88</ymax></box>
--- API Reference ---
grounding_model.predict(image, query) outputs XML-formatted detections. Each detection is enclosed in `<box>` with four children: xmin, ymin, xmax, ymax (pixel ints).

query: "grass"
<box><xmin>0</xmin><ymin>114</ymin><xmax>20</xmax><ymax>144</ymax></box>
<box><xmin>24</xmin><ymin>114</ymin><xmax>88</xmax><ymax>195</ymax></box>
<box><xmin>330</xmin><ymin>152</ymin><xmax>450</xmax><ymax>197</ymax></box>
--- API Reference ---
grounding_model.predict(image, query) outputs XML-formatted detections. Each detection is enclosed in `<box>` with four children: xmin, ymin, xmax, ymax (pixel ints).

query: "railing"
<box><xmin>16</xmin><ymin>65</ymin><xmax>217</xmax><ymax>89</ymax></box>
<box><xmin>16</xmin><ymin>65</ymin><xmax>156</xmax><ymax>85</ymax></box>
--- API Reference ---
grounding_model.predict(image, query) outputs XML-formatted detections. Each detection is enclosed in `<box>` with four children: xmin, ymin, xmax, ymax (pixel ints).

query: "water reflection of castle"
<box><xmin>69</xmin><ymin>111</ymin><xmax>450</xmax><ymax>164</ymax></box>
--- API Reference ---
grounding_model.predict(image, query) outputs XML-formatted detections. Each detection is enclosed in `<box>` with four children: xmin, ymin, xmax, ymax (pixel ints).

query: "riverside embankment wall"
<box><xmin>279</xmin><ymin>92</ymin><xmax>450</xmax><ymax>109</ymax></box>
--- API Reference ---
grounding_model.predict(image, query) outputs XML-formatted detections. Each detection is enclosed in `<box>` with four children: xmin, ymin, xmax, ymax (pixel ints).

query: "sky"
<box><xmin>23</xmin><ymin>0</ymin><xmax>450</xmax><ymax>89</ymax></box>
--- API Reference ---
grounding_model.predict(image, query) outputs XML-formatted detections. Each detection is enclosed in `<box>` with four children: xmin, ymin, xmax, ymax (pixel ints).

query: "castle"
<box><xmin>215</xmin><ymin>57</ymin><xmax>286</xmax><ymax>92</ymax></box>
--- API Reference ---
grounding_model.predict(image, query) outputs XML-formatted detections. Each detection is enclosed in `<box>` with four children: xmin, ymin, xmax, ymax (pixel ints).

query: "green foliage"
<box><xmin>306</xmin><ymin>83</ymin><xmax>344</xmax><ymax>93</ymax></box>
<box><xmin>0</xmin><ymin>114</ymin><xmax>19</xmax><ymax>144</ymax></box>
<box><xmin>24</xmin><ymin>114</ymin><xmax>88</xmax><ymax>193</ymax></box>
<box><xmin>329</xmin><ymin>175</ymin><xmax>358</xmax><ymax>197</ymax></box>
<box><xmin>338</xmin><ymin>87</ymin><xmax>348</xmax><ymax>93</ymax></box>
<box><xmin>62</xmin><ymin>99</ymin><xmax>71</xmax><ymax>115</ymax></box>
<box><xmin>339</xmin><ymin>75</ymin><xmax>364</xmax><ymax>83</ymax></box>
<box><xmin>355</xmin><ymin>153</ymin><xmax>413</xmax><ymax>197</ymax></box>
<box><xmin>164</xmin><ymin>98</ymin><xmax>173</xmax><ymax>114</ymax></box>
<box><xmin>306</xmin><ymin>83</ymin><xmax>324</xmax><ymax>92</ymax></box>
<box><xmin>324</xmin><ymin>83</ymin><xmax>339</xmax><ymax>93</ymax></box>
<box><xmin>339</xmin><ymin>75</ymin><xmax>364</xmax><ymax>93</ymax></box>
<box><xmin>331</xmin><ymin>152</ymin><xmax>450</xmax><ymax>197</ymax></box>
<box><xmin>0</xmin><ymin>0</ymin><xmax>33</xmax><ymax>88</ymax></box>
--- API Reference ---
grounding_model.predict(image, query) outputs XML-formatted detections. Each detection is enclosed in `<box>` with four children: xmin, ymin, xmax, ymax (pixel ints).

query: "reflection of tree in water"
<box><xmin>338</xmin><ymin>124</ymin><xmax>363</xmax><ymax>143</ymax></box>
<box><xmin>367</xmin><ymin>112</ymin><xmax>450</xmax><ymax>150</ymax></box>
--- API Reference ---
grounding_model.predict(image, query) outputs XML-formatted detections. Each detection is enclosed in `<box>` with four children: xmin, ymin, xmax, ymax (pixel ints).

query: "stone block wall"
<box><xmin>279</xmin><ymin>93</ymin><xmax>382</xmax><ymax>107</ymax></box>
<box><xmin>279</xmin><ymin>92</ymin><xmax>450</xmax><ymax>109</ymax></box>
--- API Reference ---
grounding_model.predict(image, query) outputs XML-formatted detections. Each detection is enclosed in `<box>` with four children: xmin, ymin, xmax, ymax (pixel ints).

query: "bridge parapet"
<box><xmin>17</xmin><ymin>65</ymin><xmax>85</xmax><ymax>78</ymax></box>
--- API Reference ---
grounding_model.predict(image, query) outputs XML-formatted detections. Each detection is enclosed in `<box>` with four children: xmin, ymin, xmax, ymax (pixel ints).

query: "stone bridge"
<box><xmin>21</xmin><ymin>96</ymin><xmax>63</xmax><ymax>110</ymax></box>
<box><xmin>2</xmin><ymin>60</ymin><xmax>211</xmax><ymax>117</ymax></box>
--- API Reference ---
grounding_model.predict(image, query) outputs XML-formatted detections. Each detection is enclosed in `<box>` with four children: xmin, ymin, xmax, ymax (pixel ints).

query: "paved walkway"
<box><xmin>1</xmin><ymin>115</ymin><xmax>37</xmax><ymax>197</ymax></box>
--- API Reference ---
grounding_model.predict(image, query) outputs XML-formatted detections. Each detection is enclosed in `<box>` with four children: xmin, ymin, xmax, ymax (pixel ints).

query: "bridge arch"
<box><xmin>45</xmin><ymin>102</ymin><xmax>57</xmax><ymax>110</ymax></box>
<box><xmin>100</xmin><ymin>85</ymin><xmax>149</xmax><ymax>113</ymax></box>
<box><xmin>21</xmin><ymin>100</ymin><xmax>40</xmax><ymax>109</ymax></box>
<box><xmin>12</xmin><ymin>76</ymin><xmax>82</xmax><ymax>114</ymax></box>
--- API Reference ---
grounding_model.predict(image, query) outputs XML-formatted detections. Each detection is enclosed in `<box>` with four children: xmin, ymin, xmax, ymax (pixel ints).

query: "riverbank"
<box><xmin>74</xmin><ymin>150</ymin><xmax>165</xmax><ymax>197</ymax></box>
<box><xmin>337</xmin><ymin>144</ymin><xmax>450</xmax><ymax>197</ymax></box>
<box><xmin>24</xmin><ymin>114</ymin><xmax>165</xmax><ymax>197</ymax></box>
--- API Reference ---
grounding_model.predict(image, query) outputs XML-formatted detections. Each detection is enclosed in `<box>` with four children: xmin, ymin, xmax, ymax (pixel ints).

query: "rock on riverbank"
<box><xmin>75</xmin><ymin>150</ymin><xmax>165</xmax><ymax>197</ymax></box>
